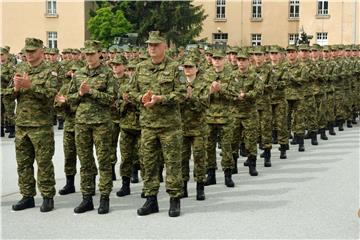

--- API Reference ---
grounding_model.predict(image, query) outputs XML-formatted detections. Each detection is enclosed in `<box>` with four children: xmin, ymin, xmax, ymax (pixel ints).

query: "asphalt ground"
<box><xmin>1</xmin><ymin>123</ymin><xmax>359</xmax><ymax>239</ymax></box>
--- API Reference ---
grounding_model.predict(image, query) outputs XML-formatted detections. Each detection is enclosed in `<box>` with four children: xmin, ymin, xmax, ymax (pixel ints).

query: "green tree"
<box><xmin>87</xmin><ymin>6</ymin><xmax>133</xmax><ymax>47</ymax></box>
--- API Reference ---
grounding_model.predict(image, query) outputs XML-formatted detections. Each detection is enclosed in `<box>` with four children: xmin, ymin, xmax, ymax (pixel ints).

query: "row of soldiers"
<box><xmin>1</xmin><ymin>32</ymin><xmax>359</xmax><ymax>217</ymax></box>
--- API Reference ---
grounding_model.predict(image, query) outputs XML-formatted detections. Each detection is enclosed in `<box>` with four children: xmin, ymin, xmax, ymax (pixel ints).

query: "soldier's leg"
<box><xmin>242</xmin><ymin>117</ymin><xmax>259</xmax><ymax>176</ymax></box>
<box><xmin>15</xmin><ymin>126</ymin><xmax>36</xmax><ymax>197</ymax></box>
<box><xmin>275</xmin><ymin>100</ymin><xmax>289</xmax><ymax>145</ymax></box>
<box><xmin>110</xmin><ymin>122</ymin><xmax>120</xmax><ymax>165</ymax></box>
<box><xmin>181</xmin><ymin>135</ymin><xmax>192</xmax><ymax>182</ymax></box>
<box><xmin>231</xmin><ymin>118</ymin><xmax>241</xmax><ymax>173</ymax></box>
<box><xmin>75</xmin><ymin>123</ymin><xmax>96</xmax><ymax>196</ymax></box>
<box><xmin>30</xmin><ymin>126</ymin><xmax>56</xmax><ymax>198</ymax></box>
<box><xmin>141</xmin><ymin>128</ymin><xmax>161</xmax><ymax>197</ymax></box>
<box><xmin>3</xmin><ymin>98</ymin><xmax>15</xmax><ymax>137</ymax></box>
<box><xmin>1</xmin><ymin>97</ymin><xmax>5</xmax><ymax>137</ymax></box>
<box><xmin>159</xmin><ymin>128</ymin><xmax>183</xmax><ymax>198</ymax></box>
<box><xmin>63</xmin><ymin>130</ymin><xmax>77</xmax><ymax>176</ymax></box>
<box><xmin>93</xmin><ymin>122</ymin><xmax>113</xmax><ymax>196</ymax></box>
<box><xmin>219</xmin><ymin>123</ymin><xmax>233</xmax><ymax>171</ymax></box>
<box><xmin>306</xmin><ymin>96</ymin><xmax>319</xmax><ymax>145</ymax></box>
<box><xmin>205</xmin><ymin>124</ymin><xmax>218</xmax><ymax>170</ymax></box>
<box><xmin>192</xmin><ymin>135</ymin><xmax>206</xmax><ymax>184</ymax></box>
<box><xmin>293</xmin><ymin>100</ymin><xmax>306</xmax><ymax>151</ymax></box>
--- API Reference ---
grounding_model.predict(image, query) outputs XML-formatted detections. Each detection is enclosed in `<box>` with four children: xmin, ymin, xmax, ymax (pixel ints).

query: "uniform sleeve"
<box><xmin>21</xmin><ymin>70</ymin><xmax>57</xmax><ymax>101</ymax></box>
<box><xmin>88</xmin><ymin>72</ymin><xmax>115</xmax><ymax>107</ymax></box>
<box><xmin>160</xmin><ymin>66</ymin><xmax>186</xmax><ymax>106</ymax></box>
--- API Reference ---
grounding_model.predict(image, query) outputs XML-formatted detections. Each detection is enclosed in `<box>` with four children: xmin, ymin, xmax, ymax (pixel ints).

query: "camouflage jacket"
<box><xmin>54</xmin><ymin>82</ymin><xmax>76</xmax><ymax>132</ymax></box>
<box><xmin>68</xmin><ymin>63</ymin><xmax>115</xmax><ymax>124</ymax></box>
<box><xmin>128</xmin><ymin>56</ymin><xmax>185</xmax><ymax>129</ymax></box>
<box><xmin>0</xmin><ymin>60</ymin><xmax>15</xmax><ymax>92</ymax></box>
<box><xmin>7</xmin><ymin>61</ymin><xmax>58</xmax><ymax>127</ymax></box>
<box><xmin>283</xmin><ymin>60</ymin><xmax>308</xmax><ymax>100</ymax></box>
<box><xmin>253</xmin><ymin>63</ymin><xmax>272</xmax><ymax>109</ymax></box>
<box><xmin>308</xmin><ymin>59</ymin><xmax>326</xmax><ymax>96</ymax></box>
<box><xmin>269</xmin><ymin>62</ymin><xmax>286</xmax><ymax>103</ymax></box>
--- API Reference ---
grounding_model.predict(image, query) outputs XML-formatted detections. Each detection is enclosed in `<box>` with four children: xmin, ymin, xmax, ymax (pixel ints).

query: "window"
<box><xmin>47</xmin><ymin>0</ymin><xmax>57</xmax><ymax>15</ymax></box>
<box><xmin>288</xmin><ymin>33</ymin><xmax>299</xmax><ymax>45</ymax></box>
<box><xmin>252</xmin><ymin>0</ymin><xmax>262</xmax><ymax>18</ymax></box>
<box><xmin>216</xmin><ymin>0</ymin><xmax>226</xmax><ymax>19</ymax></box>
<box><xmin>317</xmin><ymin>0</ymin><xmax>328</xmax><ymax>15</ymax></box>
<box><xmin>213</xmin><ymin>33</ymin><xmax>228</xmax><ymax>43</ymax></box>
<box><xmin>251</xmin><ymin>34</ymin><xmax>262</xmax><ymax>46</ymax></box>
<box><xmin>289</xmin><ymin>0</ymin><xmax>299</xmax><ymax>18</ymax></box>
<box><xmin>316</xmin><ymin>32</ymin><xmax>328</xmax><ymax>46</ymax></box>
<box><xmin>48</xmin><ymin>32</ymin><xmax>57</xmax><ymax>48</ymax></box>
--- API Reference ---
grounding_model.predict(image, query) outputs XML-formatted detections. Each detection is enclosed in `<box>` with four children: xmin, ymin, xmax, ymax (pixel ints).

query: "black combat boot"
<box><xmin>137</xmin><ymin>195</ymin><xmax>159</xmax><ymax>216</ymax></box>
<box><xmin>196</xmin><ymin>182</ymin><xmax>205</xmax><ymax>201</ymax></box>
<box><xmin>1</xmin><ymin>125</ymin><xmax>4</xmax><ymax>137</ymax></box>
<box><xmin>58</xmin><ymin>118</ymin><xmax>64</xmax><ymax>130</ymax></box>
<box><xmin>181</xmin><ymin>181</ymin><xmax>188</xmax><ymax>198</ymax></box>
<box><xmin>111</xmin><ymin>164</ymin><xmax>116</xmax><ymax>181</ymax></box>
<box><xmin>248</xmin><ymin>155</ymin><xmax>258</xmax><ymax>176</ymax></box>
<box><xmin>98</xmin><ymin>195</ymin><xmax>110</xmax><ymax>214</ymax></box>
<box><xmin>40</xmin><ymin>198</ymin><xmax>54</xmax><ymax>212</ymax></box>
<box><xmin>116</xmin><ymin>176</ymin><xmax>131</xmax><ymax>197</ymax></box>
<box><xmin>204</xmin><ymin>168</ymin><xmax>216</xmax><ymax>186</ymax></box>
<box><xmin>260</xmin><ymin>151</ymin><xmax>265</xmax><ymax>158</ymax></box>
<box><xmin>338</xmin><ymin>120</ymin><xmax>344</xmax><ymax>131</ymax></box>
<box><xmin>232</xmin><ymin>156</ymin><xmax>238</xmax><ymax>174</ymax></box>
<box><xmin>279</xmin><ymin>144</ymin><xmax>287</xmax><ymax>159</ymax></box>
<box><xmin>224</xmin><ymin>169</ymin><xmax>234</xmax><ymax>187</ymax></box>
<box><xmin>319</xmin><ymin>128</ymin><xmax>328</xmax><ymax>140</ymax></box>
<box><xmin>5</xmin><ymin>123</ymin><xmax>10</xmax><ymax>133</ymax></box>
<box><xmin>244</xmin><ymin>158</ymin><xmax>249</xmax><ymax>166</ymax></box>
<box><xmin>288</xmin><ymin>132</ymin><xmax>293</xmax><ymax>139</ymax></box>
<box><xmin>8</xmin><ymin>125</ymin><xmax>15</xmax><ymax>138</ymax></box>
<box><xmin>140</xmin><ymin>190</ymin><xmax>146</xmax><ymax>198</ymax></box>
<box><xmin>168</xmin><ymin>197</ymin><xmax>180</xmax><ymax>217</ymax></box>
<box><xmin>290</xmin><ymin>133</ymin><xmax>298</xmax><ymax>145</ymax></box>
<box><xmin>159</xmin><ymin>165</ymin><xmax>164</xmax><ymax>183</ymax></box>
<box><xmin>53</xmin><ymin>115</ymin><xmax>57</xmax><ymax>126</ymax></box>
<box><xmin>328</xmin><ymin>122</ymin><xmax>336</xmax><ymax>135</ymax></box>
<box><xmin>298</xmin><ymin>135</ymin><xmax>305</xmax><ymax>152</ymax></box>
<box><xmin>59</xmin><ymin>175</ymin><xmax>75</xmax><ymax>195</ymax></box>
<box><xmin>263</xmin><ymin>148</ymin><xmax>271</xmax><ymax>167</ymax></box>
<box><xmin>12</xmin><ymin>197</ymin><xmax>35</xmax><ymax>211</ymax></box>
<box><xmin>130</xmin><ymin>165</ymin><xmax>139</xmax><ymax>183</ymax></box>
<box><xmin>272</xmin><ymin>130</ymin><xmax>278</xmax><ymax>144</ymax></box>
<box><xmin>310</xmin><ymin>131</ymin><xmax>318</xmax><ymax>145</ymax></box>
<box><xmin>239</xmin><ymin>143</ymin><xmax>247</xmax><ymax>157</ymax></box>
<box><xmin>91</xmin><ymin>175</ymin><xmax>96</xmax><ymax>196</ymax></box>
<box><xmin>346</xmin><ymin>120</ymin><xmax>353</xmax><ymax>128</ymax></box>
<box><xmin>74</xmin><ymin>195</ymin><xmax>94</xmax><ymax>214</ymax></box>
<box><xmin>352</xmin><ymin>113</ymin><xmax>358</xmax><ymax>124</ymax></box>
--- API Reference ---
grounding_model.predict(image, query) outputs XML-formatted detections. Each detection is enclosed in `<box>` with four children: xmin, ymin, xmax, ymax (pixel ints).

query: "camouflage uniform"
<box><xmin>129</xmin><ymin>56</ymin><xmax>185</xmax><ymax>198</ymax></box>
<box><xmin>68</xmin><ymin>61</ymin><xmax>115</xmax><ymax>197</ymax></box>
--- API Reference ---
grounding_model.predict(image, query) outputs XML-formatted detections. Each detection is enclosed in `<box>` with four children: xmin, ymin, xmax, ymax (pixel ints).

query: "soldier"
<box><xmin>129</xmin><ymin>31</ymin><xmax>185</xmax><ymax>217</ymax></box>
<box><xmin>179</xmin><ymin>56</ymin><xmax>207</xmax><ymax>200</ymax></box>
<box><xmin>203</xmin><ymin>50</ymin><xmax>235</xmax><ymax>185</ymax></box>
<box><xmin>8</xmin><ymin>38</ymin><xmax>57</xmax><ymax>212</ymax></box>
<box><xmin>0</xmin><ymin>47</ymin><xmax>16</xmax><ymax>138</ymax></box>
<box><xmin>68</xmin><ymin>40</ymin><xmax>115</xmax><ymax>214</ymax></box>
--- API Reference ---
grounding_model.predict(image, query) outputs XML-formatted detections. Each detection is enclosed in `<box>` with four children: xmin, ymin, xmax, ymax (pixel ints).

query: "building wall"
<box><xmin>1</xmin><ymin>0</ymin><xmax>94</xmax><ymax>53</ymax></box>
<box><xmin>194</xmin><ymin>0</ymin><xmax>359</xmax><ymax>47</ymax></box>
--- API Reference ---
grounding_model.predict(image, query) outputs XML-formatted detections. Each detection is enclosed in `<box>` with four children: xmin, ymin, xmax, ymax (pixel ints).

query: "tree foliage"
<box><xmin>87</xmin><ymin>5</ymin><xmax>133</xmax><ymax>47</ymax></box>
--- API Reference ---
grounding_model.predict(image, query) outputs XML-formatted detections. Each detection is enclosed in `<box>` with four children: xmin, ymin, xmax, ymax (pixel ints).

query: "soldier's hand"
<box><xmin>79</xmin><ymin>81</ymin><xmax>90</xmax><ymax>96</ymax></box>
<box><xmin>66</xmin><ymin>70</ymin><xmax>72</xmax><ymax>77</ymax></box>
<box><xmin>55</xmin><ymin>93</ymin><xmax>66</xmax><ymax>103</ymax></box>
<box><xmin>21</xmin><ymin>73</ymin><xmax>31</xmax><ymax>90</ymax></box>
<box><xmin>238</xmin><ymin>90</ymin><xmax>245</xmax><ymax>100</ymax></box>
<box><xmin>142</xmin><ymin>90</ymin><xmax>153</xmax><ymax>104</ymax></box>
<box><xmin>144</xmin><ymin>95</ymin><xmax>162</xmax><ymax>108</ymax></box>
<box><xmin>13</xmin><ymin>73</ymin><xmax>22</xmax><ymax>92</ymax></box>
<box><xmin>186</xmin><ymin>86</ymin><xmax>193</xmax><ymax>98</ymax></box>
<box><xmin>123</xmin><ymin>93</ymin><xmax>129</xmax><ymax>103</ymax></box>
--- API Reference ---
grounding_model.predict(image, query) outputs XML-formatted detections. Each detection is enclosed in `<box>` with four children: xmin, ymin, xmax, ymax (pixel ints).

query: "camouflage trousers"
<box><xmin>75</xmin><ymin>122</ymin><xmax>113</xmax><ymax>196</ymax></box>
<box><xmin>325</xmin><ymin>92</ymin><xmax>336</xmax><ymax>123</ymax></box>
<box><xmin>1</xmin><ymin>96</ymin><xmax>15</xmax><ymax>126</ymax></box>
<box><xmin>232</xmin><ymin>115</ymin><xmax>258</xmax><ymax>158</ymax></box>
<box><xmin>110</xmin><ymin>122</ymin><xmax>121</xmax><ymax>165</ymax></box>
<box><xmin>257</xmin><ymin>104</ymin><xmax>272</xmax><ymax>149</ymax></box>
<box><xmin>120</xmin><ymin>128</ymin><xmax>141</xmax><ymax>178</ymax></box>
<box><xmin>315</xmin><ymin>93</ymin><xmax>328</xmax><ymax>129</ymax></box>
<box><xmin>271</xmin><ymin>100</ymin><xmax>288</xmax><ymax>145</ymax></box>
<box><xmin>141</xmin><ymin>127</ymin><xmax>183</xmax><ymax>198</ymax></box>
<box><xmin>287</xmin><ymin>99</ymin><xmax>305</xmax><ymax>136</ymax></box>
<box><xmin>63</xmin><ymin>130</ymin><xmax>77</xmax><ymax>176</ymax></box>
<box><xmin>206</xmin><ymin>123</ymin><xmax>233</xmax><ymax>171</ymax></box>
<box><xmin>15</xmin><ymin>126</ymin><xmax>56</xmax><ymax>198</ymax></box>
<box><xmin>303</xmin><ymin>95</ymin><xmax>318</xmax><ymax>132</ymax></box>
<box><xmin>344</xmin><ymin>89</ymin><xmax>353</xmax><ymax>120</ymax></box>
<box><xmin>182</xmin><ymin>134</ymin><xmax>206</xmax><ymax>183</ymax></box>
<box><xmin>334</xmin><ymin>90</ymin><xmax>346</xmax><ymax>121</ymax></box>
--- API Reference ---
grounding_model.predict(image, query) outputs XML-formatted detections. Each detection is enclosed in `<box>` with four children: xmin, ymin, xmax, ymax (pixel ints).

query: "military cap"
<box><xmin>330</xmin><ymin>45</ymin><xmax>338</xmax><ymax>51</ymax></box>
<box><xmin>226</xmin><ymin>47</ymin><xmax>237</xmax><ymax>54</ymax></box>
<box><xmin>48</xmin><ymin>48</ymin><xmax>59</xmax><ymax>54</ymax></box>
<box><xmin>212</xmin><ymin>49</ymin><xmax>226</xmax><ymax>58</ymax></box>
<box><xmin>344</xmin><ymin>45</ymin><xmax>352</xmax><ymax>51</ymax></box>
<box><xmin>72</xmin><ymin>48</ymin><xmax>81</xmax><ymax>54</ymax></box>
<box><xmin>252</xmin><ymin>45</ymin><xmax>264</xmax><ymax>54</ymax></box>
<box><xmin>337</xmin><ymin>44</ymin><xmax>345</xmax><ymax>50</ymax></box>
<box><xmin>0</xmin><ymin>47</ymin><xmax>9</xmax><ymax>54</ymax></box>
<box><xmin>108</xmin><ymin>46</ymin><xmax>118</xmax><ymax>53</ymax></box>
<box><xmin>101</xmin><ymin>48</ymin><xmax>108</xmax><ymax>53</ymax></box>
<box><xmin>268</xmin><ymin>45</ymin><xmax>280</xmax><ymax>53</ymax></box>
<box><xmin>111</xmin><ymin>54</ymin><xmax>127</xmax><ymax>65</ymax></box>
<box><xmin>286</xmin><ymin>45</ymin><xmax>297</xmax><ymax>51</ymax></box>
<box><xmin>4</xmin><ymin>46</ymin><xmax>10</xmax><ymax>52</ymax></box>
<box><xmin>145</xmin><ymin>31</ymin><xmax>165</xmax><ymax>44</ymax></box>
<box><xmin>62</xmin><ymin>48</ymin><xmax>71</xmax><ymax>54</ymax></box>
<box><xmin>24</xmin><ymin>37</ymin><xmax>43</xmax><ymax>51</ymax></box>
<box><xmin>205</xmin><ymin>48</ymin><xmax>213</xmax><ymax>55</ymax></box>
<box><xmin>310</xmin><ymin>44</ymin><xmax>321</xmax><ymax>51</ymax></box>
<box><xmin>322</xmin><ymin>45</ymin><xmax>331</xmax><ymax>52</ymax></box>
<box><xmin>183</xmin><ymin>57</ymin><xmax>197</xmax><ymax>67</ymax></box>
<box><xmin>236</xmin><ymin>51</ymin><xmax>249</xmax><ymax>59</ymax></box>
<box><xmin>127</xmin><ymin>60</ymin><xmax>137</xmax><ymax>69</ymax></box>
<box><xmin>83</xmin><ymin>40</ymin><xmax>102</xmax><ymax>53</ymax></box>
<box><xmin>298</xmin><ymin>44</ymin><xmax>310</xmax><ymax>51</ymax></box>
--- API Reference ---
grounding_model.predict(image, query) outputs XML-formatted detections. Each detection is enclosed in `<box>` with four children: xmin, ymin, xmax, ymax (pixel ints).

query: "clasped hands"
<box><xmin>141</xmin><ymin>90</ymin><xmax>162</xmax><ymax>108</ymax></box>
<box><xmin>79</xmin><ymin>81</ymin><xmax>91</xmax><ymax>96</ymax></box>
<box><xmin>13</xmin><ymin>73</ymin><xmax>31</xmax><ymax>92</ymax></box>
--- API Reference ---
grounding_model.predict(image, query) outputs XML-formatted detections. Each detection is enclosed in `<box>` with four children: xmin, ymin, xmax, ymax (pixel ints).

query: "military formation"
<box><xmin>1</xmin><ymin>31</ymin><xmax>359</xmax><ymax>217</ymax></box>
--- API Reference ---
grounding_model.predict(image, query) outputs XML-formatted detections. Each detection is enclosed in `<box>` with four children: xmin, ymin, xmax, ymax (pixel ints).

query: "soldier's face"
<box><xmin>230</xmin><ymin>53</ymin><xmax>237</xmax><ymax>64</ymax></box>
<box><xmin>183</xmin><ymin>65</ymin><xmax>198</xmax><ymax>77</ymax></box>
<box><xmin>237</xmin><ymin>58</ymin><xmax>249</xmax><ymax>70</ymax></box>
<box><xmin>112</xmin><ymin>63</ymin><xmax>125</xmax><ymax>74</ymax></box>
<box><xmin>49</xmin><ymin>54</ymin><xmax>58</xmax><ymax>62</ymax></box>
<box><xmin>254</xmin><ymin>53</ymin><xmax>263</xmax><ymax>64</ymax></box>
<box><xmin>85</xmin><ymin>52</ymin><xmax>101</xmax><ymax>66</ymax></box>
<box><xmin>0</xmin><ymin>53</ymin><xmax>8</xmax><ymax>63</ymax></box>
<box><xmin>148</xmin><ymin>43</ymin><xmax>166</xmax><ymax>58</ymax></box>
<box><xmin>286</xmin><ymin>51</ymin><xmax>297</xmax><ymax>61</ymax></box>
<box><xmin>269</xmin><ymin>52</ymin><xmax>280</xmax><ymax>62</ymax></box>
<box><xmin>211</xmin><ymin>57</ymin><xmax>225</xmax><ymax>68</ymax></box>
<box><xmin>311</xmin><ymin>51</ymin><xmax>319</xmax><ymax>59</ymax></box>
<box><xmin>25</xmin><ymin>48</ymin><xmax>43</xmax><ymax>63</ymax></box>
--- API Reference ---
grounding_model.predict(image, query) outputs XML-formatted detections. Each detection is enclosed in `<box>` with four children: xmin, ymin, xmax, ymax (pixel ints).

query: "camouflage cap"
<box><xmin>72</xmin><ymin>48</ymin><xmax>81</xmax><ymax>54</ymax></box>
<box><xmin>109</xmin><ymin>46</ymin><xmax>118</xmax><ymax>53</ymax></box>
<box><xmin>286</xmin><ymin>45</ymin><xmax>298</xmax><ymax>51</ymax></box>
<box><xmin>48</xmin><ymin>48</ymin><xmax>59</xmax><ymax>54</ymax></box>
<box><xmin>236</xmin><ymin>51</ymin><xmax>249</xmax><ymax>59</ymax></box>
<box><xmin>337</xmin><ymin>44</ymin><xmax>345</xmax><ymax>50</ymax></box>
<box><xmin>0</xmin><ymin>47</ymin><xmax>9</xmax><ymax>54</ymax></box>
<box><xmin>268</xmin><ymin>45</ymin><xmax>280</xmax><ymax>53</ymax></box>
<box><xmin>127</xmin><ymin>60</ymin><xmax>137</xmax><ymax>69</ymax></box>
<box><xmin>322</xmin><ymin>45</ymin><xmax>331</xmax><ymax>52</ymax></box>
<box><xmin>298</xmin><ymin>44</ymin><xmax>310</xmax><ymax>51</ymax></box>
<box><xmin>252</xmin><ymin>45</ymin><xmax>264</xmax><ymax>54</ymax></box>
<box><xmin>145</xmin><ymin>31</ymin><xmax>165</xmax><ymax>44</ymax></box>
<box><xmin>310</xmin><ymin>44</ymin><xmax>321</xmax><ymax>51</ymax></box>
<box><xmin>344</xmin><ymin>45</ymin><xmax>352</xmax><ymax>51</ymax></box>
<box><xmin>330</xmin><ymin>45</ymin><xmax>338</xmax><ymax>51</ymax></box>
<box><xmin>212</xmin><ymin>49</ymin><xmax>226</xmax><ymax>58</ymax></box>
<box><xmin>83</xmin><ymin>40</ymin><xmax>102</xmax><ymax>54</ymax></box>
<box><xmin>4</xmin><ymin>46</ymin><xmax>10</xmax><ymax>51</ymax></box>
<box><xmin>111</xmin><ymin>54</ymin><xmax>127</xmax><ymax>65</ymax></box>
<box><xmin>226</xmin><ymin>47</ymin><xmax>238</xmax><ymax>54</ymax></box>
<box><xmin>24</xmin><ymin>37</ymin><xmax>43</xmax><ymax>51</ymax></box>
<box><xmin>183</xmin><ymin>57</ymin><xmax>196</xmax><ymax>67</ymax></box>
<box><xmin>101</xmin><ymin>48</ymin><xmax>108</xmax><ymax>53</ymax></box>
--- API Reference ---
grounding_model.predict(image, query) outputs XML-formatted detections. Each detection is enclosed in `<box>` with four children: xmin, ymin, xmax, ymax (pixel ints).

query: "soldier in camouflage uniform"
<box><xmin>129</xmin><ymin>31</ymin><xmax>185</xmax><ymax>217</ymax></box>
<box><xmin>228</xmin><ymin>51</ymin><xmax>263</xmax><ymax>176</ymax></box>
<box><xmin>179</xmin><ymin>57</ymin><xmax>207</xmax><ymax>200</ymax></box>
<box><xmin>203</xmin><ymin>50</ymin><xmax>235</xmax><ymax>187</ymax></box>
<box><xmin>0</xmin><ymin>47</ymin><xmax>16</xmax><ymax>138</ymax></box>
<box><xmin>68</xmin><ymin>40</ymin><xmax>115</xmax><ymax>214</ymax></box>
<box><xmin>7</xmin><ymin>38</ymin><xmax>57</xmax><ymax>212</ymax></box>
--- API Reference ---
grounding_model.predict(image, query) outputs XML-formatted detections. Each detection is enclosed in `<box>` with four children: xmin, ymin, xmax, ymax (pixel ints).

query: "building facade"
<box><xmin>193</xmin><ymin>0</ymin><xmax>360</xmax><ymax>46</ymax></box>
<box><xmin>0</xmin><ymin>0</ymin><xmax>96</xmax><ymax>53</ymax></box>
